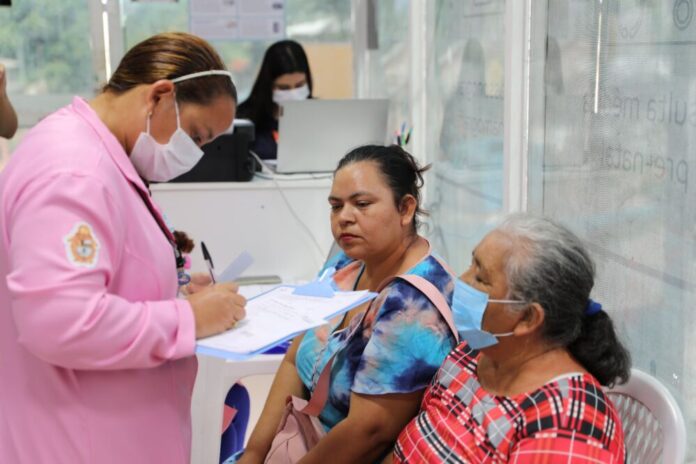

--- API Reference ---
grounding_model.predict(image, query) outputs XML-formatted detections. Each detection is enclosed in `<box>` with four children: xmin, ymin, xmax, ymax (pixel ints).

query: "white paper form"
<box><xmin>237</xmin><ymin>284</ymin><xmax>278</xmax><ymax>300</ymax></box>
<box><xmin>196</xmin><ymin>286</ymin><xmax>376</xmax><ymax>359</ymax></box>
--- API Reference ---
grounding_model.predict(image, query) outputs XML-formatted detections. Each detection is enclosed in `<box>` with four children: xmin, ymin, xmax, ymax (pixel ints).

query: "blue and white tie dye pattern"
<box><xmin>296</xmin><ymin>251</ymin><xmax>456</xmax><ymax>431</ymax></box>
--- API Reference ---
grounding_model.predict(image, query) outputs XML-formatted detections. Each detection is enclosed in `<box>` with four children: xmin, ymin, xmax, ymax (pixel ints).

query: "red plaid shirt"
<box><xmin>394</xmin><ymin>343</ymin><xmax>625</xmax><ymax>463</ymax></box>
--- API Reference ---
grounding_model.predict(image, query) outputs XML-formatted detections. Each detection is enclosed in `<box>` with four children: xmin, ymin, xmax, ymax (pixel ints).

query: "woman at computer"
<box><xmin>237</xmin><ymin>40</ymin><xmax>313</xmax><ymax>160</ymax></box>
<box><xmin>237</xmin><ymin>145</ymin><xmax>459</xmax><ymax>463</ymax></box>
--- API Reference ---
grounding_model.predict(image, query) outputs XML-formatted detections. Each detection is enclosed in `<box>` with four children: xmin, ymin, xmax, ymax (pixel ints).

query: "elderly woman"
<box><xmin>393</xmin><ymin>215</ymin><xmax>630</xmax><ymax>463</ymax></box>
<box><xmin>239</xmin><ymin>145</ymin><xmax>458</xmax><ymax>463</ymax></box>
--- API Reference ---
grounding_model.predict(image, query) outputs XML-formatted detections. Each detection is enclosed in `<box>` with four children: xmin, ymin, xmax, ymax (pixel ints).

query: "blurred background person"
<box><xmin>0</xmin><ymin>63</ymin><xmax>17</xmax><ymax>139</ymax></box>
<box><xmin>237</xmin><ymin>40</ymin><xmax>313</xmax><ymax>160</ymax></box>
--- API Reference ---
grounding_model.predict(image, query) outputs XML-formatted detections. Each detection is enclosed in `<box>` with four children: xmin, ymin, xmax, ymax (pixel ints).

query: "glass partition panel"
<box><xmin>424</xmin><ymin>0</ymin><xmax>506</xmax><ymax>271</ymax></box>
<box><xmin>359</xmin><ymin>0</ymin><xmax>411</xmax><ymax>138</ymax></box>
<box><xmin>528</xmin><ymin>0</ymin><xmax>696</xmax><ymax>457</ymax></box>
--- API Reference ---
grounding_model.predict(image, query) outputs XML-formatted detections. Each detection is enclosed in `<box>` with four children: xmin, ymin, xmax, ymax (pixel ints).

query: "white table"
<box><xmin>151</xmin><ymin>177</ymin><xmax>334</xmax><ymax>283</ymax></box>
<box><xmin>190</xmin><ymin>354</ymin><xmax>283</xmax><ymax>464</ymax></box>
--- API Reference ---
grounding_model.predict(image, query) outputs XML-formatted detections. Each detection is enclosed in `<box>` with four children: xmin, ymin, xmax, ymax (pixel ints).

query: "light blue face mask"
<box><xmin>452</xmin><ymin>278</ymin><xmax>526</xmax><ymax>350</ymax></box>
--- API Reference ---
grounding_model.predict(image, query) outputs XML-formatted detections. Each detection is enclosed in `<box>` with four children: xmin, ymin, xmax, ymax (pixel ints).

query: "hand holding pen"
<box><xmin>187</xmin><ymin>242</ymin><xmax>246</xmax><ymax>338</ymax></box>
<box><xmin>187</xmin><ymin>281</ymin><xmax>246</xmax><ymax>339</ymax></box>
<box><xmin>179</xmin><ymin>242</ymin><xmax>216</xmax><ymax>295</ymax></box>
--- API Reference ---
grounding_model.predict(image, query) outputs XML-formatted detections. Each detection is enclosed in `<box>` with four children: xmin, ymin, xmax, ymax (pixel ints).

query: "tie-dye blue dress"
<box><xmin>295</xmin><ymin>249</ymin><xmax>457</xmax><ymax>431</ymax></box>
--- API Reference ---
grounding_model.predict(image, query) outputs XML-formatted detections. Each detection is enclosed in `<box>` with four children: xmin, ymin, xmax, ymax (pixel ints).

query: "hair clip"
<box><xmin>585</xmin><ymin>298</ymin><xmax>602</xmax><ymax>316</ymax></box>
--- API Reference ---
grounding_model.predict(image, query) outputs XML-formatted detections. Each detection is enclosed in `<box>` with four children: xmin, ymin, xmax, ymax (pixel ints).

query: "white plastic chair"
<box><xmin>190</xmin><ymin>354</ymin><xmax>284</xmax><ymax>464</ymax></box>
<box><xmin>605</xmin><ymin>368</ymin><xmax>686</xmax><ymax>464</ymax></box>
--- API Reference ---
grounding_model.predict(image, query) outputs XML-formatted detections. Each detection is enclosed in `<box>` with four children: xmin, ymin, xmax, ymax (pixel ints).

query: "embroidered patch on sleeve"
<box><xmin>63</xmin><ymin>222</ymin><xmax>100</xmax><ymax>268</ymax></box>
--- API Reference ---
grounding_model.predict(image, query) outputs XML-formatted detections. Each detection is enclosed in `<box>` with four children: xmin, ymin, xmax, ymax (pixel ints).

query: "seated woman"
<box><xmin>238</xmin><ymin>145</ymin><xmax>458</xmax><ymax>463</ymax></box>
<box><xmin>237</xmin><ymin>40</ymin><xmax>313</xmax><ymax>160</ymax></box>
<box><xmin>393</xmin><ymin>214</ymin><xmax>631</xmax><ymax>463</ymax></box>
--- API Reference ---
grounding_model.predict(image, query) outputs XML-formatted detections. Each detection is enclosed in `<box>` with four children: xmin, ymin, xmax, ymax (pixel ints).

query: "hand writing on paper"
<box><xmin>188</xmin><ymin>282</ymin><xmax>247</xmax><ymax>339</ymax></box>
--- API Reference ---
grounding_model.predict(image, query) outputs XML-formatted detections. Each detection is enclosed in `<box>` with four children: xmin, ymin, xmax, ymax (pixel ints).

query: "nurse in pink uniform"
<box><xmin>0</xmin><ymin>32</ymin><xmax>246</xmax><ymax>463</ymax></box>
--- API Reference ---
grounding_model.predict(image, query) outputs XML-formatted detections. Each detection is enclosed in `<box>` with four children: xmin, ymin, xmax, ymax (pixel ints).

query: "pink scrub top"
<box><xmin>0</xmin><ymin>97</ymin><xmax>197</xmax><ymax>463</ymax></box>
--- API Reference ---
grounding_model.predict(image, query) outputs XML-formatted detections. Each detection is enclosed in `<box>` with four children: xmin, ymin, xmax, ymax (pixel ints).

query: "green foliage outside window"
<box><xmin>0</xmin><ymin>0</ymin><xmax>93</xmax><ymax>94</ymax></box>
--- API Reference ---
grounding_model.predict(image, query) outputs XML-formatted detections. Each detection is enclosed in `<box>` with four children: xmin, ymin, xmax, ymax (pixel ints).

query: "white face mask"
<box><xmin>129</xmin><ymin>100</ymin><xmax>203</xmax><ymax>182</ymax></box>
<box><xmin>129</xmin><ymin>69</ymin><xmax>235</xmax><ymax>182</ymax></box>
<box><xmin>272</xmin><ymin>83</ymin><xmax>310</xmax><ymax>104</ymax></box>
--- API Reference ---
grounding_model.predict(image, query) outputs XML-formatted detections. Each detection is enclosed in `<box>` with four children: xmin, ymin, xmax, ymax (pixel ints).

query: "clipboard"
<box><xmin>196</xmin><ymin>285</ymin><xmax>377</xmax><ymax>360</ymax></box>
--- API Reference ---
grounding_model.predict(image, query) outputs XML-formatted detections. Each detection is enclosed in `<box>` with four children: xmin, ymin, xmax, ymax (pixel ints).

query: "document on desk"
<box><xmin>196</xmin><ymin>286</ymin><xmax>377</xmax><ymax>360</ymax></box>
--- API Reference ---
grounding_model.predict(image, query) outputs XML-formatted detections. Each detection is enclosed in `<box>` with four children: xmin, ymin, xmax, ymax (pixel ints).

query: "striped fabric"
<box><xmin>394</xmin><ymin>343</ymin><xmax>626</xmax><ymax>463</ymax></box>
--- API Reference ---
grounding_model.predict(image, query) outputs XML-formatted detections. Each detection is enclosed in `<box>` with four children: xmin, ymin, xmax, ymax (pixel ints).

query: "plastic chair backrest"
<box><xmin>605</xmin><ymin>368</ymin><xmax>686</xmax><ymax>464</ymax></box>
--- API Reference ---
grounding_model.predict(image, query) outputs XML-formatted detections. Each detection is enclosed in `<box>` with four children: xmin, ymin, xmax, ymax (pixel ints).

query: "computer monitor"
<box><xmin>275</xmin><ymin>99</ymin><xmax>389</xmax><ymax>174</ymax></box>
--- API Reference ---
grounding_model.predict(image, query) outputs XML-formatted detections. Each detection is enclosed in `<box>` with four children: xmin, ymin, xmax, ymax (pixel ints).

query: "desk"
<box><xmin>151</xmin><ymin>178</ymin><xmax>332</xmax><ymax>464</ymax></box>
<box><xmin>151</xmin><ymin>178</ymin><xmax>333</xmax><ymax>282</ymax></box>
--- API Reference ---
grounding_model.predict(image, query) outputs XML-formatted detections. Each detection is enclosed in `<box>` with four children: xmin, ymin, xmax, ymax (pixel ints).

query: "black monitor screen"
<box><xmin>169</xmin><ymin>119</ymin><xmax>256</xmax><ymax>183</ymax></box>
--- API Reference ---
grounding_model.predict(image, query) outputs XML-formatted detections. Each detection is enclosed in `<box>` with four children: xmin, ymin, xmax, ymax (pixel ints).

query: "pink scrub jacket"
<box><xmin>0</xmin><ymin>97</ymin><xmax>197</xmax><ymax>463</ymax></box>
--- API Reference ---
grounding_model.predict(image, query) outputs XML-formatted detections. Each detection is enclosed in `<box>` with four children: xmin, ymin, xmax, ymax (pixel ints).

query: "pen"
<box><xmin>201</xmin><ymin>241</ymin><xmax>217</xmax><ymax>284</ymax></box>
<box><xmin>404</xmin><ymin>127</ymin><xmax>412</xmax><ymax>145</ymax></box>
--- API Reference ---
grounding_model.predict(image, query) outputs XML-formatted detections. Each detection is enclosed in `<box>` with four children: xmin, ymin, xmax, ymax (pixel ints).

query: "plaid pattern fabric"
<box><xmin>394</xmin><ymin>343</ymin><xmax>626</xmax><ymax>463</ymax></box>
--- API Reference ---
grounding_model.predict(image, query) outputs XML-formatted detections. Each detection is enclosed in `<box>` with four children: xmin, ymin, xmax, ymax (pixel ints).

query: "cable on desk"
<box><xmin>249</xmin><ymin>150</ymin><xmax>328</xmax><ymax>268</ymax></box>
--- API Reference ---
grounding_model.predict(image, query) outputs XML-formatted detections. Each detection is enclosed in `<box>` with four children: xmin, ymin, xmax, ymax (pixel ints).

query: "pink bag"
<box><xmin>264</xmin><ymin>274</ymin><xmax>459</xmax><ymax>464</ymax></box>
<box><xmin>264</xmin><ymin>329</ymin><xmax>332</xmax><ymax>464</ymax></box>
<box><xmin>264</xmin><ymin>388</ymin><xmax>328</xmax><ymax>463</ymax></box>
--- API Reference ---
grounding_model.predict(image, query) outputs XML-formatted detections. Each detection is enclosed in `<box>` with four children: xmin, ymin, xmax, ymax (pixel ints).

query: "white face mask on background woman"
<box><xmin>129</xmin><ymin>69</ymin><xmax>234</xmax><ymax>182</ymax></box>
<box><xmin>272</xmin><ymin>83</ymin><xmax>310</xmax><ymax>104</ymax></box>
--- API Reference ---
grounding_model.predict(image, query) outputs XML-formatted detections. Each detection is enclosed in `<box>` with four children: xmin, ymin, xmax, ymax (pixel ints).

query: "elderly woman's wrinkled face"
<box><xmin>329</xmin><ymin>161</ymin><xmax>412</xmax><ymax>261</ymax></box>
<box><xmin>461</xmin><ymin>230</ymin><xmax>518</xmax><ymax>333</ymax></box>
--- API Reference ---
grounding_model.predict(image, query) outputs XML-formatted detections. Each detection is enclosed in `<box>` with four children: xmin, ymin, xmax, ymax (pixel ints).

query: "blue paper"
<box><xmin>292</xmin><ymin>267</ymin><xmax>336</xmax><ymax>298</ymax></box>
<box><xmin>218</xmin><ymin>251</ymin><xmax>254</xmax><ymax>283</ymax></box>
<box><xmin>292</xmin><ymin>280</ymin><xmax>335</xmax><ymax>297</ymax></box>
